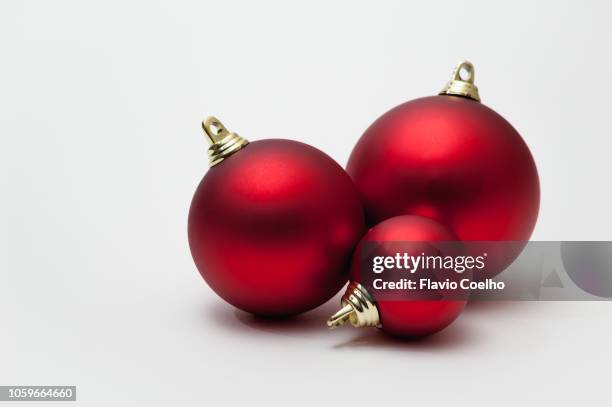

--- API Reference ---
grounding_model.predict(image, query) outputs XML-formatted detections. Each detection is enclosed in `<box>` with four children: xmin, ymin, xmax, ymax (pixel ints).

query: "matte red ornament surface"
<box><xmin>189</xmin><ymin>139</ymin><xmax>365</xmax><ymax>316</ymax></box>
<box><xmin>350</xmin><ymin>215</ymin><xmax>467</xmax><ymax>338</ymax></box>
<box><xmin>347</xmin><ymin>95</ymin><xmax>540</xmax><ymax>277</ymax></box>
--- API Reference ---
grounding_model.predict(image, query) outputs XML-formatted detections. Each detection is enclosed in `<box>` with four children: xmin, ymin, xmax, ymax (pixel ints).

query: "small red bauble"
<box><xmin>327</xmin><ymin>215</ymin><xmax>468</xmax><ymax>338</ymax></box>
<box><xmin>189</xmin><ymin>117</ymin><xmax>365</xmax><ymax>317</ymax></box>
<box><xmin>347</xmin><ymin>61</ymin><xmax>540</xmax><ymax>277</ymax></box>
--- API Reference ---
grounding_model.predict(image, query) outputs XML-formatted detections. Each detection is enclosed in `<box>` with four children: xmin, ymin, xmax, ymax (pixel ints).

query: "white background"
<box><xmin>1</xmin><ymin>0</ymin><xmax>611</xmax><ymax>405</ymax></box>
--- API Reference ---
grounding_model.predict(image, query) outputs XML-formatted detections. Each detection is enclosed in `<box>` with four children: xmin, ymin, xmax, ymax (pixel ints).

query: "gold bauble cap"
<box><xmin>327</xmin><ymin>282</ymin><xmax>380</xmax><ymax>329</ymax></box>
<box><xmin>439</xmin><ymin>60</ymin><xmax>481</xmax><ymax>102</ymax></box>
<box><xmin>202</xmin><ymin>116</ymin><xmax>249</xmax><ymax>167</ymax></box>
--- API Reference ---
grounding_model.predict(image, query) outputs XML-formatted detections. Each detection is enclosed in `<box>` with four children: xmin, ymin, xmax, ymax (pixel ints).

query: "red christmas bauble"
<box><xmin>189</xmin><ymin>117</ymin><xmax>365</xmax><ymax>317</ymax></box>
<box><xmin>347</xmin><ymin>62</ymin><xmax>540</xmax><ymax>277</ymax></box>
<box><xmin>328</xmin><ymin>215</ymin><xmax>468</xmax><ymax>338</ymax></box>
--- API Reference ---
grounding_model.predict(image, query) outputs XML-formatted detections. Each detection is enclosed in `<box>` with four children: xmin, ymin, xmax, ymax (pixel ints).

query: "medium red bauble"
<box><xmin>328</xmin><ymin>215</ymin><xmax>468</xmax><ymax>338</ymax></box>
<box><xmin>189</xmin><ymin>117</ymin><xmax>365</xmax><ymax>317</ymax></box>
<box><xmin>347</xmin><ymin>61</ymin><xmax>540</xmax><ymax>277</ymax></box>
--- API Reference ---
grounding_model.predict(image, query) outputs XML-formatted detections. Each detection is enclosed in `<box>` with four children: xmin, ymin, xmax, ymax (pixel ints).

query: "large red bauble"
<box><xmin>349</xmin><ymin>215</ymin><xmax>467</xmax><ymax>338</ymax></box>
<box><xmin>347</xmin><ymin>95</ymin><xmax>540</xmax><ymax>277</ymax></box>
<box><xmin>189</xmin><ymin>138</ymin><xmax>365</xmax><ymax>317</ymax></box>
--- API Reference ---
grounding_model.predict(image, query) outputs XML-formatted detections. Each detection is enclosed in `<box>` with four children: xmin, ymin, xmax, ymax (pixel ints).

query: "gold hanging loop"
<box><xmin>327</xmin><ymin>282</ymin><xmax>380</xmax><ymax>329</ymax></box>
<box><xmin>201</xmin><ymin>116</ymin><xmax>249</xmax><ymax>167</ymax></box>
<box><xmin>439</xmin><ymin>60</ymin><xmax>481</xmax><ymax>102</ymax></box>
